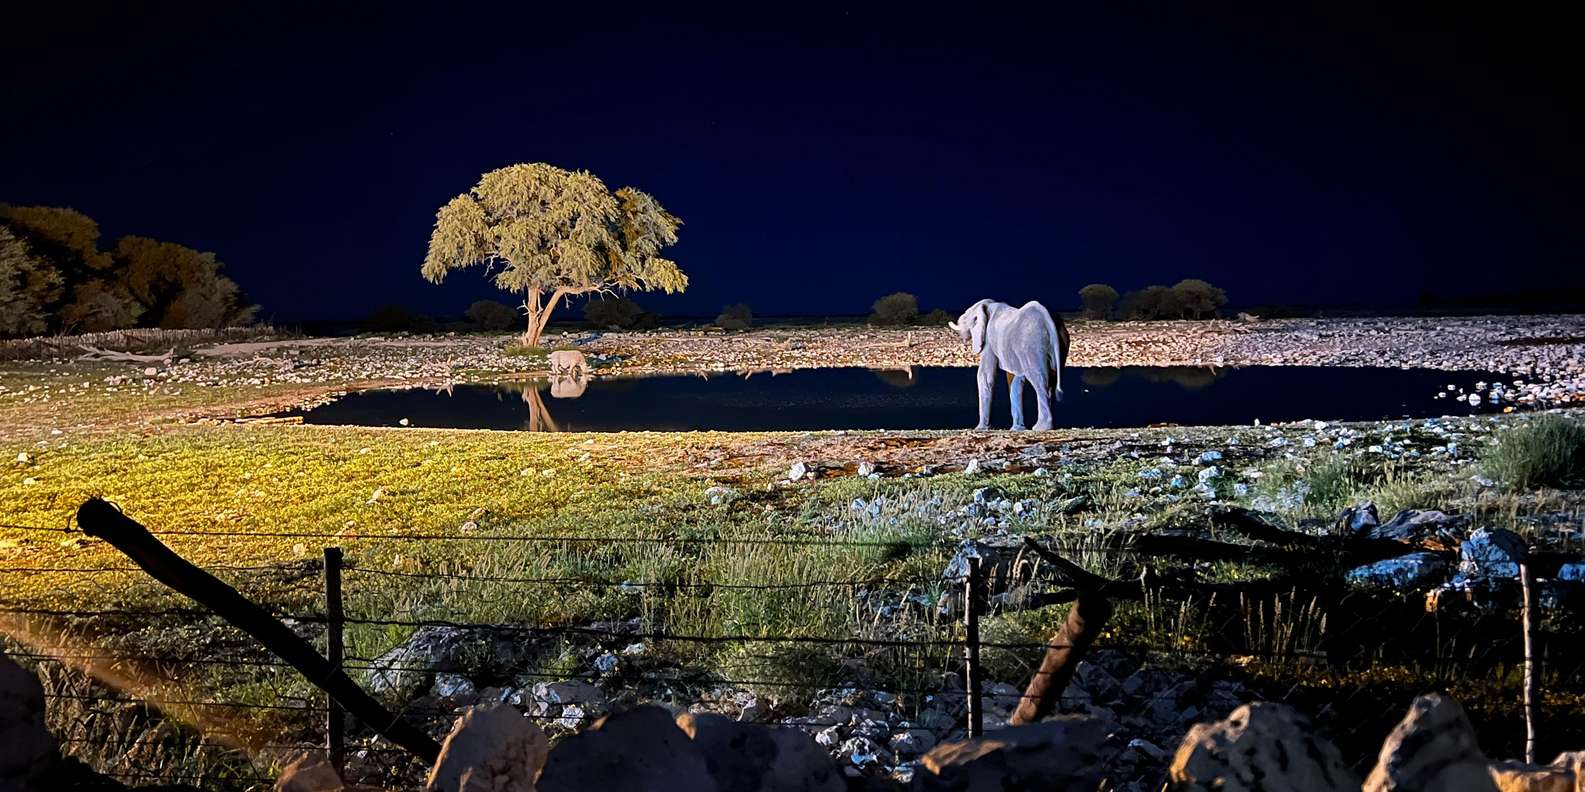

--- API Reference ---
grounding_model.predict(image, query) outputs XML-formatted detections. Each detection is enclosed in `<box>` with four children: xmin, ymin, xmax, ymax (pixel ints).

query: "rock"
<box><xmin>788</xmin><ymin>462</ymin><xmax>809</xmax><ymax>481</ymax></box>
<box><xmin>1453</xmin><ymin>528</ymin><xmax>1528</xmax><ymax>587</ymax></box>
<box><xmin>1364</xmin><ymin>693</ymin><xmax>1498</xmax><ymax>792</ymax></box>
<box><xmin>1558</xmin><ymin>564</ymin><xmax>1585</xmax><ymax>582</ymax></box>
<box><xmin>276</xmin><ymin>752</ymin><xmax>344</xmax><ymax>792</ymax></box>
<box><xmin>363</xmin><ymin>626</ymin><xmax>528</xmax><ymax>700</ymax></box>
<box><xmin>916</xmin><ymin>717</ymin><xmax>1106</xmax><ymax>791</ymax></box>
<box><xmin>840</xmin><ymin>736</ymin><xmax>891</xmax><ymax>768</ymax></box>
<box><xmin>705</xmin><ymin>485</ymin><xmax>737</xmax><ymax>505</ymax></box>
<box><xmin>1346</xmin><ymin>552</ymin><xmax>1451</xmax><ymax>589</ymax></box>
<box><xmin>1170</xmin><ymin>702</ymin><xmax>1359</xmax><ymax>791</ymax></box>
<box><xmin>1370</xmin><ymin>509</ymin><xmax>1460</xmax><ymax>545</ymax></box>
<box><xmin>857</xmin><ymin>461</ymin><xmax>877</xmax><ymax>477</ymax></box>
<box><xmin>1195</xmin><ymin>450</ymin><xmax>1224</xmax><ymax>465</ymax></box>
<box><xmin>594</xmin><ymin>652</ymin><xmax>619</xmax><ymax>674</ymax></box>
<box><xmin>425</xmin><ymin>705</ymin><xmax>546</xmax><ymax>792</ymax></box>
<box><xmin>1340</xmin><ymin>502</ymin><xmax>1382</xmax><ymax>536</ymax></box>
<box><xmin>677</xmin><ymin>712</ymin><xmax>845</xmax><ymax>792</ymax></box>
<box><xmin>1487</xmin><ymin>762</ymin><xmax>1575</xmax><ymax>792</ymax></box>
<box><xmin>537</xmin><ymin>706</ymin><xmax>717</xmax><ymax>792</ymax></box>
<box><xmin>1</xmin><ymin>651</ymin><xmax>57</xmax><ymax>790</ymax></box>
<box><xmin>1055</xmin><ymin>495</ymin><xmax>1090</xmax><ymax>514</ymax></box>
<box><xmin>890</xmin><ymin>725</ymin><xmax>937</xmax><ymax>757</ymax></box>
<box><xmin>963</xmin><ymin>458</ymin><xmax>983</xmax><ymax>475</ymax></box>
<box><xmin>431</xmin><ymin>673</ymin><xmax>477</xmax><ymax>705</ymax></box>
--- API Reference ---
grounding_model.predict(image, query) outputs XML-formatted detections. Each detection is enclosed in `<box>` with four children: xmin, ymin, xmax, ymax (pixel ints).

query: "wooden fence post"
<box><xmin>75</xmin><ymin>498</ymin><xmax>441</xmax><ymax>764</ymax></box>
<box><xmin>964</xmin><ymin>555</ymin><xmax>984</xmax><ymax>738</ymax></box>
<box><xmin>324</xmin><ymin>547</ymin><xmax>346</xmax><ymax>777</ymax></box>
<box><xmin>1520</xmin><ymin>560</ymin><xmax>1538</xmax><ymax>764</ymax></box>
<box><xmin>1010</xmin><ymin>592</ymin><xmax>1111</xmax><ymax>725</ymax></box>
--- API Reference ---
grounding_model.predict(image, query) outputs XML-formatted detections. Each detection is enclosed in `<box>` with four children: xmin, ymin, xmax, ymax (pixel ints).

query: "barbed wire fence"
<box><xmin>1</xmin><ymin>510</ymin><xmax>1579</xmax><ymax>791</ymax></box>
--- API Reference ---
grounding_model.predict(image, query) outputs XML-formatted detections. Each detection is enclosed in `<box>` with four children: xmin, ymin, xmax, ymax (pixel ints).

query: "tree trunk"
<box><xmin>530</xmin><ymin>288</ymin><xmax>568</xmax><ymax>346</ymax></box>
<box><xmin>521</xmin><ymin>289</ymin><xmax>544</xmax><ymax>347</ymax></box>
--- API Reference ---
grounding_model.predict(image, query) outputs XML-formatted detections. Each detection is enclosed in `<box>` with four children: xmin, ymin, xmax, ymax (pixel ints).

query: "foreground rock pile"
<box><xmin>271</xmin><ymin>691</ymin><xmax>1585</xmax><ymax>792</ymax></box>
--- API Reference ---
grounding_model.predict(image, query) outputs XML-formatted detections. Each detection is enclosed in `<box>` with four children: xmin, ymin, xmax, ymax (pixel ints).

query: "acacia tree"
<box><xmin>1078</xmin><ymin>283</ymin><xmax>1119</xmax><ymax>319</ymax></box>
<box><xmin>421</xmin><ymin>163</ymin><xmax>687</xmax><ymax>346</ymax></box>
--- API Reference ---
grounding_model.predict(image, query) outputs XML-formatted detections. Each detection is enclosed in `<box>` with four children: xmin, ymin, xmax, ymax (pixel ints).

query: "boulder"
<box><xmin>1340</xmin><ymin>502</ymin><xmax>1381</xmax><ymax>536</ymax></box>
<box><xmin>529</xmin><ymin>679</ymin><xmax>606</xmax><ymax>720</ymax></box>
<box><xmin>1346</xmin><ymin>552</ymin><xmax>1451</xmax><ymax>589</ymax></box>
<box><xmin>0</xmin><ymin>651</ymin><xmax>56</xmax><ymax>790</ymax></box>
<box><xmin>1169</xmin><ymin>702</ymin><xmax>1358</xmax><ymax>791</ymax></box>
<box><xmin>915</xmin><ymin>717</ymin><xmax>1106</xmax><ymax>791</ymax></box>
<box><xmin>675</xmin><ymin>712</ymin><xmax>844</xmax><ymax>792</ymax></box>
<box><xmin>425</xmin><ymin>705</ymin><xmax>546</xmax><ymax>792</ymax></box>
<box><xmin>1364</xmin><ymin>693</ymin><xmax>1498</xmax><ymax>792</ymax></box>
<box><xmin>1369</xmin><ymin>509</ymin><xmax>1461</xmax><ymax>546</ymax></box>
<box><xmin>1486</xmin><ymin>762</ymin><xmax>1575</xmax><ymax>792</ymax></box>
<box><xmin>363</xmin><ymin>626</ymin><xmax>529</xmax><ymax>700</ymax></box>
<box><xmin>537</xmin><ymin>706</ymin><xmax>716</xmax><ymax>792</ymax></box>
<box><xmin>276</xmin><ymin>752</ymin><xmax>345</xmax><ymax>792</ymax></box>
<box><xmin>1452</xmin><ymin>528</ymin><xmax>1528</xmax><ymax>587</ymax></box>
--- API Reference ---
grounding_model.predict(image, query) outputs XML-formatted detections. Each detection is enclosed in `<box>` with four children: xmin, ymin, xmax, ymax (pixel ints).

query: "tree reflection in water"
<box><xmin>1084</xmin><ymin>366</ymin><xmax>1221</xmax><ymax>390</ymax></box>
<box><xmin>870</xmin><ymin>367</ymin><xmax>917</xmax><ymax>389</ymax></box>
<box><xmin>492</xmin><ymin>372</ymin><xmax>589</xmax><ymax>432</ymax></box>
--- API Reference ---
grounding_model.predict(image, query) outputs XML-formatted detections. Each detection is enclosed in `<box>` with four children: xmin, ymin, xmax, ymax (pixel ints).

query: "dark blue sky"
<box><xmin>4</xmin><ymin>3</ymin><xmax>1582</xmax><ymax>321</ymax></box>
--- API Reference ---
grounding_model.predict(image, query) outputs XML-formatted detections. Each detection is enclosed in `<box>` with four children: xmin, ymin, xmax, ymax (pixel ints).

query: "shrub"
<box><xmin>919</xmin><ymin>308</ymin><xmax>953</xmax><ymax>326</ymax></box>
<box><xmin>715</xmin><ymin>303</ymin><xmax>753</xmax><ymax>330</ymax></box>
<box><xmin>869</xmin><ymin>292</ymin><xmax>919</xmax><ymax>326</ymax></box>
<box><xmin>1119</xmin><ymin>285</ymin><xmax>1181</xmax><ymax>320</ymax></box>
<box><xmin>1172</xmin><ymin>279</ymin><xmax>1228</xmax><ymax>319</ymax></box>
<box><xmin>583</xmin><ymin>295</ymin><xmax>656</xmax><ymax>330</ymax></box>
<box><xmin>1078</xmin><ymin>283</ymin><xmax>1119</xmax><ymax>319</ymax></box>
<box><xmin>464</xmin><ymin>299</ymin><xmax>519</xmax><ymax>331</ymax></box>
<box><xmin>1482</xmin><ymin>415</ymin><xmax>1585</xmax><ymax>491</ymax></box>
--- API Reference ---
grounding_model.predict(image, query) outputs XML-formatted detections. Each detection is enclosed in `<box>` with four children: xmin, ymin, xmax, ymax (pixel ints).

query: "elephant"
<box><xmin>949</xmin><ymin>299</ymin><xmax>1071</xmax><ymax>431</ymax></box>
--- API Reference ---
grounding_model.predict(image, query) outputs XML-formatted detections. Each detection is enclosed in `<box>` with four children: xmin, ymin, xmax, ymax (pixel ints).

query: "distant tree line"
<box><xmin>0</xmin><ymin>205</ymin><xmax>257</xmax><ymax>336</ymax></box>
<box><xmin>869</xmin><ymin>292</ymin><xmax>952</xmax><ymax>327</ymax></box>
<box><xmin>1078</xmin><ymin>279</ymin><xmax>1227</xmax><ymax>320</ymax></box>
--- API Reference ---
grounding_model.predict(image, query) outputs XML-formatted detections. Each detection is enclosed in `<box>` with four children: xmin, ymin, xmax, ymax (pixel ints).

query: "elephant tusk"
<box><xmin>947</xmin><ymin>321</ymin><xmax>960</xmax><ymax>332</ymax></box>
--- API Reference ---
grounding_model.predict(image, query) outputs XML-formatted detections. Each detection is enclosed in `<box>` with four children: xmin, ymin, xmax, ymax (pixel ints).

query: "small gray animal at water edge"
<box><xmin>948</xmin><ymin>299</ymin><xmax>1071</xmax><ymax>430</ymax></box>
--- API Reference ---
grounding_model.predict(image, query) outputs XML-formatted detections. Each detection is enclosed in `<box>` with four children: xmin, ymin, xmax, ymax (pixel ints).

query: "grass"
<box><xmin>1483</xmin><ymin>414</ymin><xmax>1585</xmax><ymax>491</ymax></box>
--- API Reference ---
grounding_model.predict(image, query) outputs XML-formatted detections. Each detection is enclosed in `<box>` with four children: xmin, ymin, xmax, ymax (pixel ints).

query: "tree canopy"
<box><xmin>1078</xmin><ymin>283</ymin><xmax>1119</xmax><ymax>319</ymax></box>
<box><xmin>421</xmin><ymin>163</ymin><xmax>686</xmax><ymax>346</ymax></box>
<box><xmin>0</xmin><ymin>205</ymin><xmax>257</xmax><ymax>335</ymax></box>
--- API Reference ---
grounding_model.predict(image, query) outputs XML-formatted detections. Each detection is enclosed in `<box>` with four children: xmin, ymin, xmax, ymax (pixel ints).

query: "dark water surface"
<box><xmin>283</xmin><ymin>366</ymin><xmax>1512</xmax><ymax>432</ymax></box>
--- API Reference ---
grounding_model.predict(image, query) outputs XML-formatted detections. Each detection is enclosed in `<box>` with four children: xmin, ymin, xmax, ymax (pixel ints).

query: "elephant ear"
<box><xmin>969</xmin><ymin>303</ymin><xmax>989</xmax><ymax>355</ymax></box>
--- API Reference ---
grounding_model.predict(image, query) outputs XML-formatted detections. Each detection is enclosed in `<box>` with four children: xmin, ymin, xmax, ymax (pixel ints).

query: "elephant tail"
<box><xmin>1029</xmin><ymin>301</ymin><xmax>1066</xmax><ymax>402</ymax></box>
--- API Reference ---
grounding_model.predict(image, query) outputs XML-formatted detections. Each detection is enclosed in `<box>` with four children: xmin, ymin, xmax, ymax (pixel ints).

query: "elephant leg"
<box><xmin>1029</xmin><ymin>368</ymin><xmax>1055</xmax><ymax>430</ymax></box>
<box><xmin>1009</xmin><ymin>374</ymin><xmax>1028</xmax><ymax>430</ymax></box>
<box><xmin>974</xmin><ymin>356</ymin><xmax>997</xmax><ymax>430</ymax></box>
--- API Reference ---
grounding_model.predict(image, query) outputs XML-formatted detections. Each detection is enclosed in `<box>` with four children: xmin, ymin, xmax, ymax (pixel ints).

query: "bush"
<box><xmin>1078</xmin><ymin>284</ymin><xmax>1119</xmax><ymax>319</ymax></box>
<box><xmin>464</xmin><ymin>299</ymin><xmax>519</xmax><ymax>331</ymax></box>
<box><xmin>1482</xmin><ymin>415</ymin><xmax>1585</xmax><ymax>491</ymax></box>
<box><xmin>1119</xmin><ymin>285</ymin><xmax>1181</xmax><ymax>320</ymax></box>
<box><xmin>869</xmin><ymin>292</ymin><xmax>919</xmax><ymax>326</ymax></box>
<box><xmin>919</xmin><ymin>308</ymin><xmax>953</xmax><ymax>326</ymax></box>
<box><xmin>715</xmin><ymin>303</ymin><xmax>753</xmax><ymax>330</ymax></box>
<box><xmin>1172</xmin><ymin>279</ymin><xmax>1228</xmax><ymax>319</ymax></box>
<box><xmin>583</xmin><ymin>295</ymin><xmax>656</xmax><ymax>330</ymax></box>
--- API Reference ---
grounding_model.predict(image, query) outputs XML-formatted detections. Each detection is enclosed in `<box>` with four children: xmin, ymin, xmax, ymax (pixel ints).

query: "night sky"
<box><xmin>4</xmin><ymin>4</ymin><xmax>1582</xmax><ymax>322</ymax></box>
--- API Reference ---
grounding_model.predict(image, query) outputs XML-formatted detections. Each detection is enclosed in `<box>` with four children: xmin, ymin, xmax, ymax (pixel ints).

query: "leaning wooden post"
<box><xmin>75</xmin><ymin>499</ymin><xmax>441</xmax><ymax>764</ymax></box>
<box><xmin>1520</xmin><ymin>559</ymin><xmax>1538</xmax><ymax>764</ymax></box>
<box><xmin>1010</xmin><ymin>592</ymin><xmax>1111</xmax><ymax>725</ymax></box>
<box><xmin>324</xmin><ymin>547</ymin><xmax>347</xmax><ymax>777</ymax></box>
<box><xmin>964</xmin><ymin>555</ymin><xmax>984</xmax><ymax>738</ymax></box>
